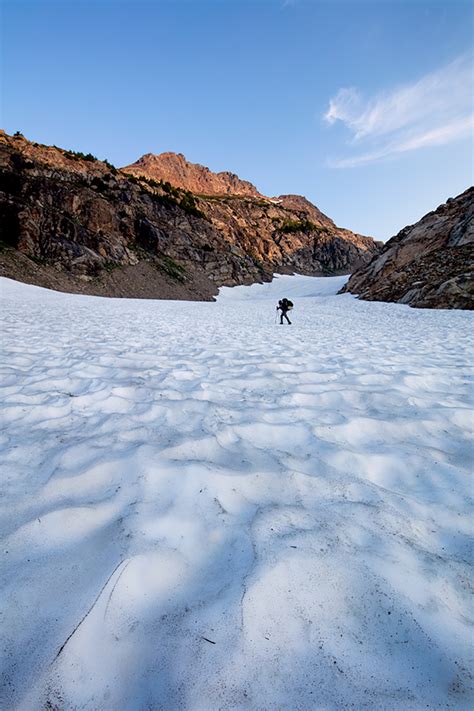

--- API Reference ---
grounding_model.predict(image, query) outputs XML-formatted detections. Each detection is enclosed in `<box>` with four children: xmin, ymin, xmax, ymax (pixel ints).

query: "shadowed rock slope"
<box><xmin>341</xmin><ymin>188</ymin><xmax>474</xmax><ymax>310</ymax></box>
<box><xmin>0</xmin><ymin>131</ymin><xmax>380</xmax><ymax>299</ymax></box>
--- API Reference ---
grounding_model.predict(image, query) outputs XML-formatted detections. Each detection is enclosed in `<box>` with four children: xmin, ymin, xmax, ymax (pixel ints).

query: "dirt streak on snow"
<box><xmin>0</xmin><ymin>274</ymin><xmax>473</xmax><ymax>710</ymax></box>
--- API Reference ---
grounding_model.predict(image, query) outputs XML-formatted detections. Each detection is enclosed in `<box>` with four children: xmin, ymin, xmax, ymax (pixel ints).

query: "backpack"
<box><xmin>284</xmin><ymin>299</ymin><xmax>294</xmax><ymax>310</ymax></box>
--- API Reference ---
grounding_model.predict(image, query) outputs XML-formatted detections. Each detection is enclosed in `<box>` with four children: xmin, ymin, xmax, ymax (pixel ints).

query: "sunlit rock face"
<box><xmin>123</xmin><ymin>150</ymin><xmax>264</xmax><ymax>198</ymax></box>
<box><xmin>341</xmin><ymin>187</ymin><xmax>474</xmax><ymax>310</ymax></box>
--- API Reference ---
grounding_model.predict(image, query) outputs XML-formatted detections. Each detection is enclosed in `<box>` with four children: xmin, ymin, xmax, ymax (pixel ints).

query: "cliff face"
<box><xmin>0</xmin><ymin>132</ymin><xmax>381</xmax><ymax>299</ymax></box>
<box><xmin>122</xmin><ymin>151</ymin><xmax>381</xmax><ymax>276</ymax></box>
<box><xmin>341</xmin><ymin>188</ymin><xmax>474</xmax><ymax>310</ymax></box>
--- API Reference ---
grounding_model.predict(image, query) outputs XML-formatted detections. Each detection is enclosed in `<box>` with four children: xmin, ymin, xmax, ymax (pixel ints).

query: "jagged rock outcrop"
<box><xmin>341</xmin><ymin>188</ymin><xmax>474</xmax><ymax>309</ymax></box>
<box><xmin>0</xmin><ymin>132</ymin><xmax>381</xmax><ymax>299</ymax></box>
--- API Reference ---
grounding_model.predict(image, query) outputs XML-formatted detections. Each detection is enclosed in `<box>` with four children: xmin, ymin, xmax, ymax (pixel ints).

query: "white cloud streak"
<box><xmin>324</xmin><ymin>55</ymin><xmax>474</xmax><ymax>167</ymax></box>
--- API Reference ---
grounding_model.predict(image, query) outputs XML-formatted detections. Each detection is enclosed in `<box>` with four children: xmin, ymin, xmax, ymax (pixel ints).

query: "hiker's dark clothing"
<box><xmin>277</xmin><ymin>298</ymin><xmax>292</xmax><ymax>325</ymax></box>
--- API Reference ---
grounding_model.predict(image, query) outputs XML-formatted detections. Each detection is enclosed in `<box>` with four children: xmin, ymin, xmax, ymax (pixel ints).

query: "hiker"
<box><xmin>277</xmin><ymin>298</ymin><xmax>293</xmax><ymax>325</ymax></box>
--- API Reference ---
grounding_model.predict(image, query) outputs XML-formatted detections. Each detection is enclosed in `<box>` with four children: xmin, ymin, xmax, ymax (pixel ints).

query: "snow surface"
<box><xmin>0</xmin><ymin>273</ymin><xmax>473</xmax><ymax>710</ymax></box>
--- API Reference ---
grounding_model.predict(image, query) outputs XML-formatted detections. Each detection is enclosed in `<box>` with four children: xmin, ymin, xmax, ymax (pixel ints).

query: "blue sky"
<box><xmin>2</xmin><ymin>0</ymin><xmax>473</xmax><ymax>240</ymax></box>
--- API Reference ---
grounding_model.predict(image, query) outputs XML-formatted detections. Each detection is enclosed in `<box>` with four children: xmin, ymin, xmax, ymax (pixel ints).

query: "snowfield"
<box><xmin>0</xmin><ymin>274</ymin><xmax>472</xmax><ymax>710</ymax></box>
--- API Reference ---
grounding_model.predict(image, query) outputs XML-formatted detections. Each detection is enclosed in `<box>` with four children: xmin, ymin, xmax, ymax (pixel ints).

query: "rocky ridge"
<box><xmin>0</xmin><ymin>131</ymin><xmax>381</xmax><ymax>299</ymax></box>
<box><xmin>122</xmin><ymin>151</ymin><xmax>381</xmax><ymax>279</ymax></box>
<box><xmin>341</xmin><ymin>188</ymin><xmax>474</xmax><ymax>310</ymax></box>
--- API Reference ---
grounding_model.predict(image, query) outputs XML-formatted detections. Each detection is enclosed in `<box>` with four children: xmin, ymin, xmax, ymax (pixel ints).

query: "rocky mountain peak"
<box><xmin>0</xmin><ymin>131</ymin><xmax>381</xmax><ymax>300</ymax></box>
<box><xmin>122</xmin><ymin>151</ymin><xmax>263</xmax><ymax>197</ymax></box>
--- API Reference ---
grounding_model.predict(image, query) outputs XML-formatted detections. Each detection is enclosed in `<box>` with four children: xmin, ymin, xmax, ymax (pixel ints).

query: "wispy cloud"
<box><xmin>324</xmin><ymin>55</ymin><xmax>474</xmax><ymax>167</ymax></box>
